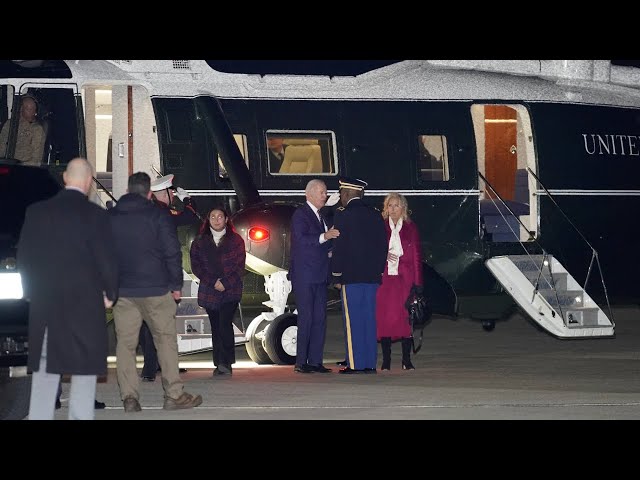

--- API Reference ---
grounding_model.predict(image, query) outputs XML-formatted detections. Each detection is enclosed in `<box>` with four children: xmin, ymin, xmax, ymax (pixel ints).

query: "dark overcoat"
<box><xmin>17</xmin><ymin>189</ymin><xmax>118</xmax><ymax>375</ymax></box>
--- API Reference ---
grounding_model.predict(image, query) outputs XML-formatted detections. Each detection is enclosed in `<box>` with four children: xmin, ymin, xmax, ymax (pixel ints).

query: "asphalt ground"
<box><xmin>52</xmin><ymin>305</ymin><xmax>640</xmax><ymax>420</ymax></box>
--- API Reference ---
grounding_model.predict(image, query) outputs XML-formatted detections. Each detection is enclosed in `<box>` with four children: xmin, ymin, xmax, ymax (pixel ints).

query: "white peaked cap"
<box><xmin>151</xmin><ymin>174</ymin><xmax>174</xmax><ymax>192</ymax></box>
<box><xmin>325</xmin><ymin>191</ymin><xmax>341</xmax><ymax>207</ymax></box>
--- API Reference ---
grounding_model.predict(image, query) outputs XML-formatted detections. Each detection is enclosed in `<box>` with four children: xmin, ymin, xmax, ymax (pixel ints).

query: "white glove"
<box><xmin>325</xmin><ymin>191</ymin><xmax>341</xmax><ymax>207</ymax></box>
<box><xmin>175</xmin><ymin>187</ymin><xmax>190</xmax><ymax>201</ymax></box>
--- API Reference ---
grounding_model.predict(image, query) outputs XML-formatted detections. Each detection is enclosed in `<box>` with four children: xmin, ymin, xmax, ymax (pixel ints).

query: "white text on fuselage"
<box><xmin>582</xmin><ymin>134</ymin><xmax>640</xmax><ymax>156</ymax></box>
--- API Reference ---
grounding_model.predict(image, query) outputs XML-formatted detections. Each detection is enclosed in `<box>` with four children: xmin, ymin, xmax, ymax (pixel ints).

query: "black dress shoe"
<box><xmin>94</xmin><ymin>400</ymin><xmax>106</xmax><ymax>409</ymax></box>
<box><xmin>363</xmin><ymin>368</ymin><xmax>377</xmax><ymax>374</ymax></box>
<box><xmin>338</xmin><ymin>367</ymin><xmax>366</xmax><ymax>374</ymax></box>
<box><xmin>310</xmin><ymin>364</ymin><xmax>332</xmax><ymax>373</ymax></box>
<box><xmin>140</xmin><ymin>375</ymin><xmax>156</xmax><ymax>382</ymax></box>
<box><xmin>294</xmin><ymin>364</ymin><xmax>314</xmax><ymax>373</ymax></box>
<box><xmin>179</xmin><ymin>368</ymin><xmax>188</xmax><ymax>373</ymax></box>
<box><xmin>336</xmin><ymin>359</ymin><xmax>348</xmax><ymax>367</ymax></box>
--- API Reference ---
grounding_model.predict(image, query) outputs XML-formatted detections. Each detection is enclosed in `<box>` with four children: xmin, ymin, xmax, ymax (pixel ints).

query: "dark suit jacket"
<box><xmin>289</xmin><ymin>203</ymin><xmax>331</xmax><ymax>286</ymax></box>
<box><xmin>268</xmin><ymin>146</ymin><xmax>287</xmax><ymax>173</ymax></box>
<box><xmin>17</xmin><ymin>189</ymin><xmax>118</xmax><ymax>375</ymax></box>
<box><xmin>331</xmin><ymin>198</ymin><xmax>387</xmax><ymax>285</ymax></box>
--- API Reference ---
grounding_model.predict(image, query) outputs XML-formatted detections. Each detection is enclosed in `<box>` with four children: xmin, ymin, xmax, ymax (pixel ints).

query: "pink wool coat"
<box><xmin>375</xmin><ymin>219</ymin><xmax>423</xmax><ymax>340</ymax></box>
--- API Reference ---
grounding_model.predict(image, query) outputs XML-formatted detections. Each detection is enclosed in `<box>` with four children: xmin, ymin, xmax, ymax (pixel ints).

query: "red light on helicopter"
<box><xmin>249</xmin><ymin>227</ymin><xmax>270</xmax><ymax>242</ymax></box>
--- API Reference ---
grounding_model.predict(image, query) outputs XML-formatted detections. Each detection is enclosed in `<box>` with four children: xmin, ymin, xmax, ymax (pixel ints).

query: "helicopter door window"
<box><xmin>218</xmin><ymin>133</ymin><xmax>248</xmax><ymax>179</ymax></box>
<box><xmin>418</xmin><ymin>134</ymin><xmax>449</xmax><ymax>182</ymax></box>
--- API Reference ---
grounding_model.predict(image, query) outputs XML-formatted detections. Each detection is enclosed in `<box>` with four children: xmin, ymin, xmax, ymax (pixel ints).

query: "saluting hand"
<box><xmin>103</xmin><ymin>294</ymin><xmax>113</xmax><ymax>309</ymax></box>
<box><xmin>324</xmin><ymin>226</ymin><xmax>340</xmax><ymax>240</ymax></box>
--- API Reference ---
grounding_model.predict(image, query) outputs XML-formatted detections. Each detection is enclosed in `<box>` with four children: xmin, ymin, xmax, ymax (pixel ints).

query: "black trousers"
<box><xmin>205</xmin><ymin>302</ymin><xmax>239</xmax><ymax>368</ymax></box>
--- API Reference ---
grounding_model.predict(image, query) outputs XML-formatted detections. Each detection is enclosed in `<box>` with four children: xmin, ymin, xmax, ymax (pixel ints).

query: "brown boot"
<box><xmin>163</xmin><ymin>392</ymin><xmax>203</xmax><ymax>410</ymax></box>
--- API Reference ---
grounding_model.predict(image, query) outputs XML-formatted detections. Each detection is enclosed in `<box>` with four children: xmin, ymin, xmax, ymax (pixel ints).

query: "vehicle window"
<box><xmin>266</xmin><ymin>131</ymin><xmax>337</xmax><ymax>176</ymax></box>
<box><xmin>418</xmin><ymin>134</ymin><xmax>449</xmax><ymax>182</ymax></box>
<box><xmin>218</xmin><ymin>134</ymin><xmax>248</xmax><ymax>179</ymax></box>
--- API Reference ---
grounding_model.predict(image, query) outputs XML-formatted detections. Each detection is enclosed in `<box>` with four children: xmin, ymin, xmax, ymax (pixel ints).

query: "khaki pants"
<box><xmin>113</xmin><ymin>293</ymin><xmax>184</xmax><ymax>401</ymax></box>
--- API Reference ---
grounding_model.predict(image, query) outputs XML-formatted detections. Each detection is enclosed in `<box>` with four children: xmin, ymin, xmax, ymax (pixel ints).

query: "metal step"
<box><xmin>563</xmin><ymin>307</ymin><xmax>601</xmax><ymax>328</ymax></box>
<box><xmin>521</xmin><ymin>270</ymin><xmax>568</xmax><ymax>291</ymax></box>
<box><xmin>509</xmin><ymin>255</ymin><xmax>547</xmax><ymax>273</ymax></box>
<box><xmin>176</xmin><ymin>297</ymin><xmax>206</xmax><ymax>316</ymax></box>
<box><xmin>485</xmin><ymin>255</ymin><xmax>614</xmax><ymax>338</ymax></box>
<box><xmin>175</xmin><ymin>314</ymin><xmax>210</xmax><ymax>335</ymax></box>
<box><xmin>537</xmin><ymin>289</ymin><xmax>584</xmax><ymax>308</ymax></box>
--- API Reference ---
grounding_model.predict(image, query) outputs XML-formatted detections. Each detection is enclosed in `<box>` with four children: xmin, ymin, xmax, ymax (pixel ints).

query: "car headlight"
<box><xmin>0</xmin><ymin>272</ymin><xmax>24</xmax><ymax>300</ymax></box>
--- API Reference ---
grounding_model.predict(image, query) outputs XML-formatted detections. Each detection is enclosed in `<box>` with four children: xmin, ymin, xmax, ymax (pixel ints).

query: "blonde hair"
<box><xmin>382</xmin><ymin>192</ymin><xmax>411</xmax><ymax>222</ymax></box>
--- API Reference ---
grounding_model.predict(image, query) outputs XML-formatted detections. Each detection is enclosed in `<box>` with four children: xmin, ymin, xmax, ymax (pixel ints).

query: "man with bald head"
<box><xmin>0</xmin><ymin>95</ymin><xmax>46</xmax><ymax>165</ymax></box>
<box><xmin>18</xmin><ymin>157</ymin><xmax>118</xmax><ymax>419</ymax></box>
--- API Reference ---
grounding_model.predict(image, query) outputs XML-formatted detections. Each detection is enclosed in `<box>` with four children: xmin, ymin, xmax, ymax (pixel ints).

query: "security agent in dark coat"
<box><xmin>330</xmin><ymin>177</ymin><xmax>387</xmax><ymax>374</ymax></box>
<box><xmin>138</xmin><ymin>174</ymin><xmax>200</xmax><ymax>380</ymax></box>
<box><xmin>18</xmin><ymin>157</ymin><xmax>118</xmax><ymax>419</ymax></box>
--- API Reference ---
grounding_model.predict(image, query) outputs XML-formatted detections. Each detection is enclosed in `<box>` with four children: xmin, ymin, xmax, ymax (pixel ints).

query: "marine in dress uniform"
<box><xmin>331</xmin><ymin>177</ymin><xmax>388</xmax><ymax>374</ymax></box>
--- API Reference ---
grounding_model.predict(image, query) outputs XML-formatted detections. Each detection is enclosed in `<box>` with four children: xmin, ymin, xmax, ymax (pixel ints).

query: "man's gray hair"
<box><xmin>305</xmin><ymin>178</ymin><xmax>325</xmax><ymax>195</ymax></box>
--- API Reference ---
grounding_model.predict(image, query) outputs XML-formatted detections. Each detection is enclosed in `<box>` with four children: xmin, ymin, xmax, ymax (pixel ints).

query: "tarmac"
<box><xmin>54</xmin><ymin>306</ymin><xmax>640</xmax><ymax>420</ymax></box>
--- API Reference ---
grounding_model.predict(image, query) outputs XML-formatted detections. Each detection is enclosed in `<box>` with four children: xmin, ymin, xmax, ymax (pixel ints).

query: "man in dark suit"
<box><xmin>331</xmin><ymin>177</ymin><xmax>387</xmax><ymax>374</ymax></box>
<box><xmin>289</xmin><ymin>179</ymin><xmax>340</xmax><ymax>373</ymax></box>
<box><xmin>267</xmin><ymin>137</ymin><xmax>287</xmax><ymax>173</ymax></box>
<box><xmin>18</xmin><ymin>157</ymin><xmax>119</xmax><ymax>419</ymax></box>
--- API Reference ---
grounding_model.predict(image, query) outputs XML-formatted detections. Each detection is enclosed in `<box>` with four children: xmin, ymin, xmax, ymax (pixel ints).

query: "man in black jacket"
<box><xmin>138</xmin><ymin>173</ymin><xmax>200</xmax><ymax>381</ymax></box>
<box><xmin>109</xmin><ymin>172</ymin><xmax>202</xmax><ymax>412</ymax></box>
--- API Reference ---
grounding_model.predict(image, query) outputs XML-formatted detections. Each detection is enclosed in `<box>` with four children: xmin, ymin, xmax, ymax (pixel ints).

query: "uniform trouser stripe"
<box><xmin>341</xmin><ymin>285</ymin><xmax>355</xmax><ymax>368</ymax></box>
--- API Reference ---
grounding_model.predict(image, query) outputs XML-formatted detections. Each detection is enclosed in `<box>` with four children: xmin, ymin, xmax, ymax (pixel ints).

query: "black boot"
<box><xmin>380</xmin><ymin>337</ymin><xmax>392</xmax><ymax>370</ymax></box>
<box><xmin>401</xmin><ymin>337</ymin><xmax>415</xmax><ymax>370</ymax></box>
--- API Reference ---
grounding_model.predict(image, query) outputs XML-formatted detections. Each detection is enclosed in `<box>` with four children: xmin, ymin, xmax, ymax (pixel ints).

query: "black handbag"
<box><xmin>405</xmin><ymin>284</ymin><xmax>432</xmax><ymax>353</ymax></box>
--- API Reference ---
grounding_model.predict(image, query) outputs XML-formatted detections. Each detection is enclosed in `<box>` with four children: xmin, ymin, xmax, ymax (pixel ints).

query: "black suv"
<box><xmin>0</xmin><ymin>163</ymin><xmax>61</xmax><ymax>419</ymax></box>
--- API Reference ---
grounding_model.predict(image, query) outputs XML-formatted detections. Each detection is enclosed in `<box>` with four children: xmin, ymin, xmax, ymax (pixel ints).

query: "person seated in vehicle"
<box><xmin>0</xmin><ymin>95</ymin><xmax>46</xmax><ymax>166</ymax></box>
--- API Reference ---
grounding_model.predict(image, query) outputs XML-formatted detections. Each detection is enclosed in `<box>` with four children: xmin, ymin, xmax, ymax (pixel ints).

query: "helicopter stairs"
<box><xmin>486</xmin><ymin>254</ymin><xmax>614</xmax><ymax>338</ymax></box>
<box><xmin>175</xmin><ymin>272</ymin><xmax>246</xmax><ymax>355</ymax></box>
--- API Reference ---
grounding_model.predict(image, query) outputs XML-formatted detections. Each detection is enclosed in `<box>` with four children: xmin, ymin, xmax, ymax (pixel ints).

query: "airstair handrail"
<box><xmin>478</xmin><ymin>172</ymin><xmax>567</xmax><ymax>322</ymax></box>
<box><xmin>92</xmin><ymin>175</ymin><xmax>117</xmax><ymax>204</ymax></box>
<box><xmin>526</xmin><ymin>168</ymin><xmax>596</xmax><ymax>255</ymax></box>
<box><xmin>526</xmin><ymin>168</ymin><xmax>615</xmax><ymax>328</ymax></box>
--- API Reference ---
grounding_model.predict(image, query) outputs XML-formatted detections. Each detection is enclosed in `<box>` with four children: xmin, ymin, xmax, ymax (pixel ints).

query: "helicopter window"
<box><xmin>266</xmin><ymin>131</ymin><xmax>337</xmax><ymax>176</ymax></box>
<box><xmin>218</xmin><ymin>133</ymin><xmax>248</xmax><ymax>179</ymax></box>
<box><xmin>418</xmin><ymin>134</ymin><xmax>449</xmax><ymax>182</ymax></box>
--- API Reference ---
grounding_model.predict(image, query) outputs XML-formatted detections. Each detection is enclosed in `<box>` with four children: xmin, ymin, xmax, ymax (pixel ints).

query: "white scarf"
<box><xmin>387</xmin><ymin>217</ymin><xmax>403</xmax><ymax>276</ymax></box>
<box><xmin>210</xmin><ymin>227</ymin><xmax>226</xmax><ymax>245</ymax></box>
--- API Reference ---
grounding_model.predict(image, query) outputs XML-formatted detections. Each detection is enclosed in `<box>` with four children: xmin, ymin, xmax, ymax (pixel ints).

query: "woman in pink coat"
<box><xmin>375</xmin><ymin>192</ymin><xmax>423</xmax><ymax>370</ymax></box>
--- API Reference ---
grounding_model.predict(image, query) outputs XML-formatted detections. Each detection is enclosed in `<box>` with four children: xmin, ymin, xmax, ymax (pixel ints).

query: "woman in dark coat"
<box><xmin>375</xmin><ymin>192</ymin><xmax>423</xmax><ymax>371</ymax></box>
<box><xmin>189</xmin><ymin>206</ymin><xmax>245</xmax><ymax>376</ymax></box>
